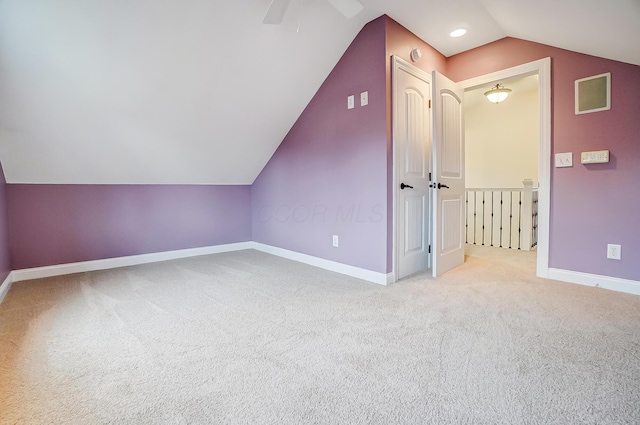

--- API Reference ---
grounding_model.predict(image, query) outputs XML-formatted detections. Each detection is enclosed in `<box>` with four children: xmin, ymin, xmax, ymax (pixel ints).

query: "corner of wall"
<box><xmin>0</xmin><ymin>161</ymin><xmax>11</xmax><ymax>283</ymax></box>
<box><xmin>251</xmin><ymin>15</ymin><xmax>389</xmax><ymax>274</ymax></box>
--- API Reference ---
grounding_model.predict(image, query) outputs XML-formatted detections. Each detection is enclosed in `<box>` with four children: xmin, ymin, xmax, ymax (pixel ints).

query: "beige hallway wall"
<box><xmin>465</xmin><ymin>75</ymin><xmax>539</xmax><ymax>189</ymax></box>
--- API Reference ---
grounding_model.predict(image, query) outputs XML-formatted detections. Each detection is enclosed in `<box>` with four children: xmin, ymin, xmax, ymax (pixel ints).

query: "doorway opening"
<box><xmin>464</xmin><ymin>74</ymin><xmax>539</xmax><ymax>255</ymax></box>
<box><xmin>392</xmin><ymin>57</ymin><xmax>466</xmax><ymax>282</ymax></box>
<box><xmin>391</xmin><ymin>57</ymin><xmax>550</xmax><ymax>282</ymax></box>
<box><xmin>459</xmin><ymin>58</ymin><xmax>551</xmax><ymax>279</ymax></box>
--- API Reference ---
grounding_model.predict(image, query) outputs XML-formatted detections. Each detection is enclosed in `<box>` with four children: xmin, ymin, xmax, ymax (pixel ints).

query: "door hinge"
<box><xmin>428</xmin><ymin>99</ymin><xmax>431</xmax><ymax>109</ymax></box>
<box><xmin>428</xmin><ymin>245</ymin><xmax>431</xmax><ymax>254</ymax></box>
<box><xmin>429</xmin><ymin>172</ymin><xmax>432</xmax><ymax>181</ymax></box>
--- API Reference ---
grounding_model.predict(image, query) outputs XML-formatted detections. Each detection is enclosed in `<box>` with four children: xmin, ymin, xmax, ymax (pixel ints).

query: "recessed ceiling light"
<box><xmin>450</xmin><ymin>28</ymin><xmax>467</xmax><ymax>38</ymax></box>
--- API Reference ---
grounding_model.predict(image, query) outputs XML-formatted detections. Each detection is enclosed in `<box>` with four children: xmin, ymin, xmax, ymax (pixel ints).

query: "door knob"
<box><xmin>437</xmin><ymin>183</ymin><xmax>450</xmax><ymax>189</ymax></box>
<box><xmin>400</xmin><ymin>183</ymin><xmax>414</xmax><ymax>190</ymax></box>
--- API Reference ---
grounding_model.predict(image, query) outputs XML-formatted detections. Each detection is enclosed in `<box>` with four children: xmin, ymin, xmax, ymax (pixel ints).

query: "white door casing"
<box><xmin>393</xmin><ymin>57</ymin><xmax>432</xmax><ymax>280</ymax></box>
<box><xmin>432</xmin><ymin>71</ymin><xmax>465</xmax><ymax>277</ymax></box>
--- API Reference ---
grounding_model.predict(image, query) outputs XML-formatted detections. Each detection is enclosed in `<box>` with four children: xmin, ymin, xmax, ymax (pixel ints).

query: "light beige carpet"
<box><xmin>1</xmin><ymin>246</ymin><xmax>639</xmax><ymax>424</ymax></box>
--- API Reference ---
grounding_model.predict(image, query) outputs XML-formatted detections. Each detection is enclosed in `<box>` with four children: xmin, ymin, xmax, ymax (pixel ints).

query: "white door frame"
<box><xmin>457</xmin><ymin>57</ymin><xmax>551</xmax><ymax>278</ymax></box>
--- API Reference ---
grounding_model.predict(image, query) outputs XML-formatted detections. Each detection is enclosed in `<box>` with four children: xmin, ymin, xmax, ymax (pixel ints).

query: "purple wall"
<box><xmin>448</xmin><ymin>38</ymin><xmax>640</xmax><ymax>281</ymax></box>
<box><xmin>0</xmin><ymin>163</ymin><xmax>11</xmax><ymax>281</ymax></box>
<box><xmin>251</xmin><ymin>16</ymin><xmax>447</xmax><ymax>274</ymax></box>
<box><xmin>252</xmin><ymin>18</ymin><xmax>388</xmax><ymax>273</ymax></box>
<box><xmin>7</xmin><ymin>184</ymin><xmax>251</xmax><ymax>269</ymax></box>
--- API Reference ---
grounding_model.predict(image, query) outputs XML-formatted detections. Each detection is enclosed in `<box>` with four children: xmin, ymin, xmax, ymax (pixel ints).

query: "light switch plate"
<box><xmin>347</xmin><ymin>95</ymin><xmax>355</xmax><ymax>110</ymax></box>
<box><xmin>555</xmin><ymin>152</ymin><xmax>573</xmax><ymax>168</ymax></box>
<box><xmin>360</xmin><ymin>91</ymin><xmax>368</xmax><ymax>106</ymax></box>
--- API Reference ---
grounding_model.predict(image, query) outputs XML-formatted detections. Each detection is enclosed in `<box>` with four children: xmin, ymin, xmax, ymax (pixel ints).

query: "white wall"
<box><xmin>465</xmin><ymin>78</ymin><xmax>539</xmax><ymax>188</ymax></box>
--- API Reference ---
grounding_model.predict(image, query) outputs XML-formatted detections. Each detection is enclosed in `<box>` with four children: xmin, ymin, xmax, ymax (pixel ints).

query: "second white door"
<box><xmin>432</xmin><ymin>70</ymin><xmax>465</xmax><ymax>277</ymax></box>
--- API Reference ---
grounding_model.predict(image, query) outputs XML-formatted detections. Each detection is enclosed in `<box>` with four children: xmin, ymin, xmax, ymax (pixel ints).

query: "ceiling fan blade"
<box><xmin>262</xmin><ymin>0</ymin><xmax>291</xmax><ymax>24</ymax></box>
<box><xmin>327</xmin><ymin>0</ymin><xmax>364</xmax><ymax>19</ymax></box>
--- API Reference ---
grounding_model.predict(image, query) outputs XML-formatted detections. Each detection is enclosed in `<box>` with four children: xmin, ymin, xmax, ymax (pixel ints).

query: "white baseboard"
<box><xmin>251</xmin><ymin>242</ymin><xmax>392</xmax><ymax>285</ymax></box>
<box><xmin>548</xmin><ymin>268</ymin><xmax>640</xmax><ymax>296</ymax></box>
<box><xmin>7</xmin><ymin>244</ymin><xmax>638</xmax><ymax>296</ymax></box>
<box><xmin>11</xmin><ymin>242</ymin><xmax>254</xmax><ymax>282</ymax></box>
<box><xmin>0</xmin><ymin>272</ymin><xmax>13</xmax><ymax>304</ymax></box>
<box><xmin>9</xmin><ymin>241</ymin><xmax>392</xmax><ymax>287</ymax></box>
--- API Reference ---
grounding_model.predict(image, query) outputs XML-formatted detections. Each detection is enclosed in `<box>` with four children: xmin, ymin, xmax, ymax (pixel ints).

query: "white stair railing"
<box><xmin>465</xmin><ymin>179</ymin><xmax>538</xmax><ymax>251</ymax></box>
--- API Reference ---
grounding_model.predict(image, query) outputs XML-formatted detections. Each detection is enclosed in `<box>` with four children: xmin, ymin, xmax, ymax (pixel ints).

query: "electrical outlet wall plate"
<box><xmin>607</xmin><ymin>244</ymin><xmax>621</xmax><ymax>260</ymax></box>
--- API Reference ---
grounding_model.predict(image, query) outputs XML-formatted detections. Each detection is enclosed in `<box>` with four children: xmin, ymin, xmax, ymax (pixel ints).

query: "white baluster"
<box><xmin>521</xmin><ymin>179</ymin><xmax>534</xmax><ymax>251</ymax></box>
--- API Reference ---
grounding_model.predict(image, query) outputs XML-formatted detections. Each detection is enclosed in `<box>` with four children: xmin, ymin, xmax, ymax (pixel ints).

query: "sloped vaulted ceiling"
<box><xmin>0</xmin><ymin>0</ymin><xmax>638</xmax><ymax>184</ymax></box>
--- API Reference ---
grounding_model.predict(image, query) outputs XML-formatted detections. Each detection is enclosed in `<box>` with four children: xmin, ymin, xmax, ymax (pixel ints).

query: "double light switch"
<box><xmin>347</xmin><ymin>91</ymin><xmax>369</xmax><ymax>109</ymax></box>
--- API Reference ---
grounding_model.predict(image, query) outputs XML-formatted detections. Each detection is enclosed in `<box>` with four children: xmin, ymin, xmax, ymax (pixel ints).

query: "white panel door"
<box><xmin>432</xmin><ymin>71</ymin><xmax>465</xmax><ymax>277</ymax></box>
<box><xmin>394</xmin><ymin>57</ymin><xmax>432</xmax><ymax>279</ymax></box>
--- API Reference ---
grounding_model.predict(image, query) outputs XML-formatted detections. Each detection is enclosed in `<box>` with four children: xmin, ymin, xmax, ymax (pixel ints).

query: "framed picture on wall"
<box><xmin>575</xmin><ymin>72</ymin><xmax>611</xmax><ymax>115</ymax></box>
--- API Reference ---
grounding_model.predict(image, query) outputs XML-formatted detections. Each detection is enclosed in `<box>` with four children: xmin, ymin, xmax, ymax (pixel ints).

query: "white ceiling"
<box><xmin>0</xmin><ymin>0</ymin><xmax>638</xmax><ymax>184</ymax></box>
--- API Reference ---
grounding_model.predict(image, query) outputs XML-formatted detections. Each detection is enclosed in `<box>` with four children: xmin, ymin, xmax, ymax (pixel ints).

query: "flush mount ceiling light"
<box><xmin>484</xmin><ymin>83</ymin><xmax>512</xmax><ymax>103</ymax></box>
<box><xmin>449</xmin><ymin>28</ymin><xmax>467</xmax><ymax>38</ymax></box>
